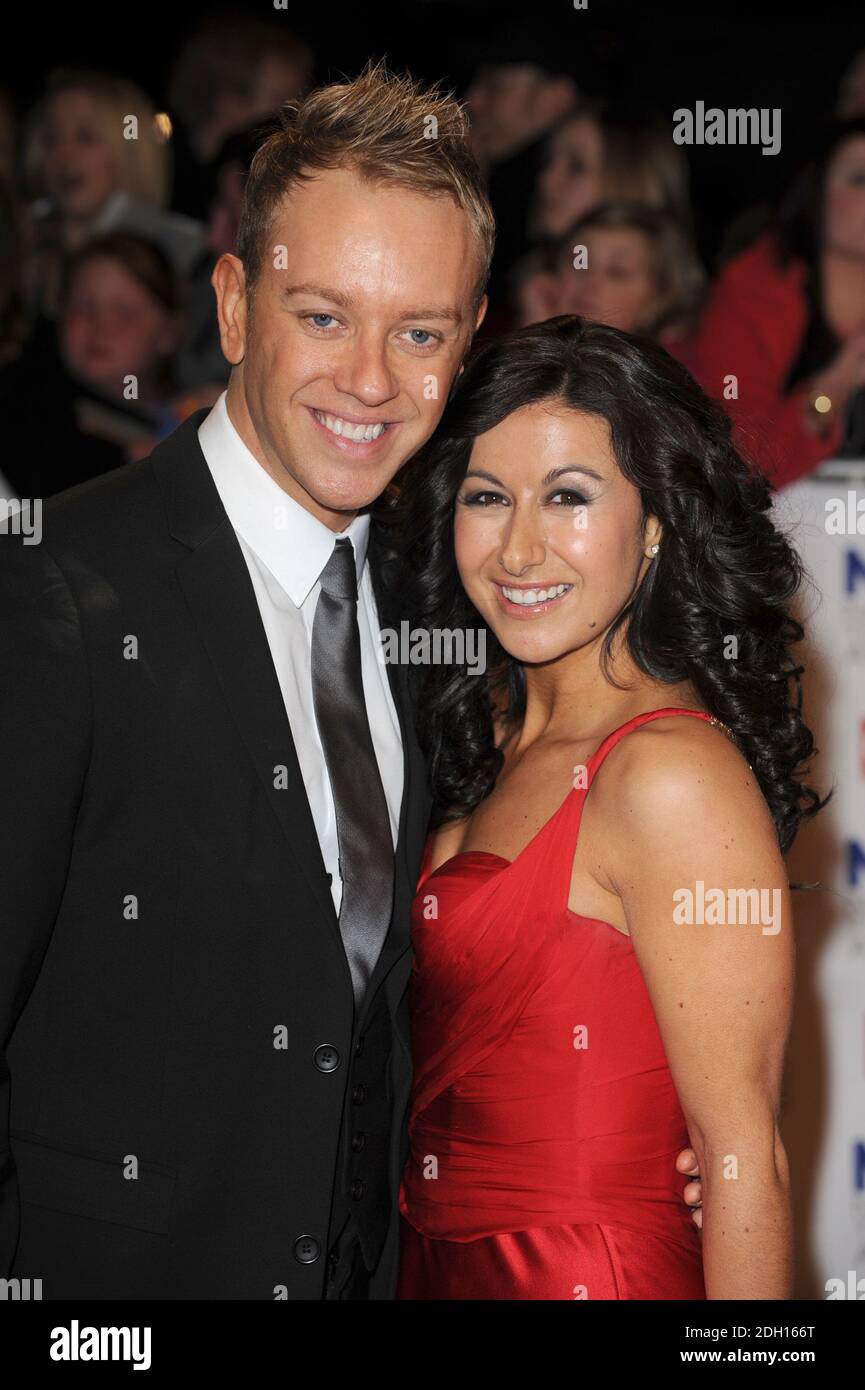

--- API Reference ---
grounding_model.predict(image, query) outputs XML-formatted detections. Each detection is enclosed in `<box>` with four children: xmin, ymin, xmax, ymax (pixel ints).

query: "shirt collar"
<box><xmin>198</xmin><ymin>391</ymin><xmax>370</xmax><ymax>607</ymax></box>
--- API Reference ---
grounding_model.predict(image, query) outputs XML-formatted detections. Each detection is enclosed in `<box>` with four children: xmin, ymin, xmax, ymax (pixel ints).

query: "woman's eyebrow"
<box><xmin>463</xmin><ymin>464</ymin><xmax>605</xmax><ymax>487</ymax></box>
<box><xmin>463</xmin><ymin>469</ymin><xmax>505</xmax><ymax>485</ymax></box>
<box><xmin>541</xmin><ymin>464</ymin><xmax>605</xmax><ymax>484</ymax></box>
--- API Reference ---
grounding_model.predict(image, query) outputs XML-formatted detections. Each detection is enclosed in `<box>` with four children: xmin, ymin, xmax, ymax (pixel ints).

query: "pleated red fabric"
<box><xmin>396</xmin><ymin>707</ymin><xmax>709</xmax><ymax>1300</ymax></box>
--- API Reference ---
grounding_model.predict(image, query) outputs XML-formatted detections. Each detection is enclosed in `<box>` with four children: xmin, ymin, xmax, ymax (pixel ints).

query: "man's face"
<box><xmin>466</xmin><ymin>64</ymin><xmax>550</xmax><ymax>165</ymax></box>
<box><xmin>213</xmin><ymin>166</ymin><xmax>486</xmax><ymax>529</ymax></box>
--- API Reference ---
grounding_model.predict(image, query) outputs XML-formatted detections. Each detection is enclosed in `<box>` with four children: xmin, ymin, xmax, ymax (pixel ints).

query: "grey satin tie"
<box><xmin>311</xmin><ymin>537</ymin><xmax>395</xmax><ymax>1009</ymax></box>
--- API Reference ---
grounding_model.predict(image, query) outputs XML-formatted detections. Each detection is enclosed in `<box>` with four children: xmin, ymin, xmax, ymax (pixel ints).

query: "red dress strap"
<box><xmin>415</xmin><ymin>707</ymin><xmax>715</xmax><ymax>898</ymax></box>
<box><xmin>585</xmin><ymin>706</ymin><xmax>713</xmax><ymax>782</ymax></box>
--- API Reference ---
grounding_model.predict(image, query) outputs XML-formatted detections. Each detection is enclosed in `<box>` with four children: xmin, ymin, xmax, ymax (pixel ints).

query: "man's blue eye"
<box><xmin>310</xmin><ymin>314</ymin><xmax>336</xmax><ymax>328</ymax></box>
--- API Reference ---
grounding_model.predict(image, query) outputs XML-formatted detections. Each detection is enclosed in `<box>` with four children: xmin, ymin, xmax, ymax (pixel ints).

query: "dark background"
<box><xmin>2</xmin><ymin>0</ymin><xmax>863</xmax><ymax>262</ymax></box>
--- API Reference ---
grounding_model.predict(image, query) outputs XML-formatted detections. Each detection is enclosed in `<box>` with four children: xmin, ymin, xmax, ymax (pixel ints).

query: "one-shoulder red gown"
<box><xmin>396</xmin><ymin>707</ymin><xmax>708</xmax><ymax>1300</ymax></box>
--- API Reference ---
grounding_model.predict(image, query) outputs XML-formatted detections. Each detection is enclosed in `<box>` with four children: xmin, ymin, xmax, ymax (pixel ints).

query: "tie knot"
<box><xmin>319</xmin><ymin>537</ymin><xmax>358</xmax><ymax>601</ymax></box>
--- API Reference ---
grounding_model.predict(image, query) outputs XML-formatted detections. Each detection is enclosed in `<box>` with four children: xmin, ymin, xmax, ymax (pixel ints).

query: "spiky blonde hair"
<box><xmin>237</xmin><ymin>59</ymin><xmax>494</xmax><ymax>309</ymax></box>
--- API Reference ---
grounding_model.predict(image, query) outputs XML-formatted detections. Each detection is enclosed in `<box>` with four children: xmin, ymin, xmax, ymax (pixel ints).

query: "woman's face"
<box><xmin>534</xmin><ymin>115</ymin><xmax>604</xmax><ymax>238</ymax></box>
<box><xmin>555</xmin><ymin>227</ymin><xmax>659</xmax><ymax>333</ymax></box>
<box><xmin>40</xmin><ymin>89</ymin><xmax>117</xmax><ymax>221</ymax></box>
<box><xmin>61</xmin><ymin>257</ymin><xmax>176</xmax><ymax>397</ymax></box>
<box><xmin>454</xmin><ymin>400</ymin><xmax>658</xmax><ymax>667</ymax></box>
<box><xmin>536</xmin><ymin>116</ymin><xmax>603</xmax><ymax>239</ymax></box>
<box><xmin>822</xmin><ymin>134</ymin><xmax>865</xmax><ymax>259</ymax></box>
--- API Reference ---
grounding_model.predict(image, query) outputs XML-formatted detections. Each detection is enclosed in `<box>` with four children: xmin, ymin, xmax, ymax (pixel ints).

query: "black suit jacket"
<box><xmin>0</xmin><ymin>410</ymin><xmax>432</xmax><ymax>1299</ymax></box>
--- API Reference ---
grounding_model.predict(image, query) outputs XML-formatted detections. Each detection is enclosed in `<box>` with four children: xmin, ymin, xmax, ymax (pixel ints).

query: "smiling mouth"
<box><xmin>496</xmin><ymin>582</ymin><xmax>573</xmax><ymax>608</ymax></box>
<box><xmin>311</xmin><ymin>408</ymin><xmax>394</xmax><ymax>444</ymax></box>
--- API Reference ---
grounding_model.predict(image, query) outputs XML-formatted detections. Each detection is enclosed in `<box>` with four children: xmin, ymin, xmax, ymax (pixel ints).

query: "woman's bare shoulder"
<box><xmin>592</xmin><ymin>711</ymin><xmax>777</xmax><ymax>860</ymax></box>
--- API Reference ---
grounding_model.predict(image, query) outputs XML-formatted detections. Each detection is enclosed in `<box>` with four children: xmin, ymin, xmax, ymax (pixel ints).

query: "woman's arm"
<box><xmin>599</xmin><ymin>720</ymin><xmax>795</xmax><ymax>1299</ymax></box>
<box><xmin>692</xmin><ymin>287</ymin><xmax>839</xmax><ymax>490</ymax></box>
<box><xmin>690</xmin><ymin>237</ymin><xmax>844</xmax><ymax>489</ymax></box>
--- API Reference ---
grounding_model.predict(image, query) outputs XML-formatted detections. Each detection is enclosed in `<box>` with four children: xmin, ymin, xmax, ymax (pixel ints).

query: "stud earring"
<box><xmin>648</xmin><ymin>543</ymin><xmax>659</xmax><ymax>555</ymax></box>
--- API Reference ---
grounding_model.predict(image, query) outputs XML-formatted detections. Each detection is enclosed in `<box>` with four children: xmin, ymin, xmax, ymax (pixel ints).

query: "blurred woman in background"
<box><xmin>0</xmin><ymin>232</ymin><xmax>184</xmax><ymax>497</ymax></box>
<box><xmin>60</xmin><ymin>231</ymin><xmax>181</xmax><ymax>410</ymax></box>
<box><xmin>513</xmin><ymin>201</ymin><xmax>705</xmax><ymax>365</ymax></box>
<box><xmin>494</xmin><ymin>98</ymin><xmax>698</xmax><ymax>338</ymax></box>
<box><xmin>691</xmin><ymin>118</ymin><xmax>865</xmax><ymax>488</ymax></box>
<box><xmin>22</xmin><ymin>69</ymin><xmax>203</xmax><ymax>318</ymax></box>
<box><xmin>529</xmin><ymin>98</ymin><xmax>695</xmax><ymax>243</ymax></box>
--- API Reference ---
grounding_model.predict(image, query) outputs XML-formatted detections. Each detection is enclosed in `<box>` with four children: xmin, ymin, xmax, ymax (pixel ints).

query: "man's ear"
<box><xmin>455</xmin><ymin>293</ymin><xmax>488</xmax><ymax>379</ymax></box>
<box><xmin>211</xmin><ymin>254</ymin><xmax>248</xmax><ymax>365</ymax></box>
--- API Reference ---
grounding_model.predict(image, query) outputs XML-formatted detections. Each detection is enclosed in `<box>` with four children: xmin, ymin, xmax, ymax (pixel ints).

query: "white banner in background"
<box><xmin>773</xmin><ymin>464</ymin><xmax>865</xmax><ymax>1298</ymax></box>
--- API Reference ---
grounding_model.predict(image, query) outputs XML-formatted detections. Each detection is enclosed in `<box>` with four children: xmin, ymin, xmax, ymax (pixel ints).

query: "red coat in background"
<box><xmin>690</xmin><ymin>233</ymin><xmax>843</xmax><ymax>489</ymax></box>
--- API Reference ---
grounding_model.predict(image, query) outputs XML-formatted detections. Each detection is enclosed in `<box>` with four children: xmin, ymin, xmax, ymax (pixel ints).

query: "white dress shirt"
<box><xmin>198</xmin><ymin>392</ymin><xmax>404</xmax><ymax>917</ymax></box>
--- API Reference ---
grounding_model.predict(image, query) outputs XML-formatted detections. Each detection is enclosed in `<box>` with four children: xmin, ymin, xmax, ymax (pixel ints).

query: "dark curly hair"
<box><xmin>372</xmin><ymin>315</ymin><xmax>826</xmax><ymax>854</ymax></box>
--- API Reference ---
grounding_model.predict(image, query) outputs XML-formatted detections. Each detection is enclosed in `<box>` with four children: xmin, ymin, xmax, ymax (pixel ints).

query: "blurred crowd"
<box><xmin>3</xmin><ymin>13</ymin><xmax>865</xmax><ymax>499</ymax></box>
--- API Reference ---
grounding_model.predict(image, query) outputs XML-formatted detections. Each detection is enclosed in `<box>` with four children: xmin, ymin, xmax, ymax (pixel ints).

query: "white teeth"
<box><xmin>314</xmin><ymin>410</ymin><xmax>387</xmax><ymax>442</ymax></box>
<box><xmin>501</xmin><ymin>583</ymin><xmax>571</xmax><ymax>606</ymax></box>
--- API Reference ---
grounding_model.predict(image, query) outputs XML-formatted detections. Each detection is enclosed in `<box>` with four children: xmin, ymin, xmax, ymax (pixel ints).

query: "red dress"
<box><xmin>396</xmin><ymin>707</ymin><xmax>708</xmax><ymax>1300</ymax></box>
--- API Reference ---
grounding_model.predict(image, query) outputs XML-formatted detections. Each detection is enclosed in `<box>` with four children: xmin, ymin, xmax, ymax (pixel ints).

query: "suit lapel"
<box><xmin>152</xmin><ymin>414</ymin><xmax>339</xmax><ymax>936</ymax></box>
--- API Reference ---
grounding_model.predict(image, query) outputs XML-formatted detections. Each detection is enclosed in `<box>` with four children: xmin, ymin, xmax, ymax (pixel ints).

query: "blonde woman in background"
<box><xmin>23</xmin><ymin>69</ymin><xmax>203</xmax><ymax>317</ymax></box>
<box><xmin>514</xmin><ymin>201</ymin><xmax>705</xmax><ymax>370</ymax></box>
<box><xmin>530</xmin><ymin>98</ymin><xmax>695</xmax><ymax>242</ymax></box>
<box><xmin>495</xmin><ymin>100</ymin><xmax>698</xmax><ymax>339</ymax></box>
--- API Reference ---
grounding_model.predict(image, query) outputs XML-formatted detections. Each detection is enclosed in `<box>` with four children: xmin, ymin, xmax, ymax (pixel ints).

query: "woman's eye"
<box><xmin>461</xmin><ymin>490</ymin><xmax>507</xmax><ymax>507</ymax></box>
<box><xmin>549</xmin><ymin>490</ymin><xmax>589</xmax><ymax>507</ymax></box>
